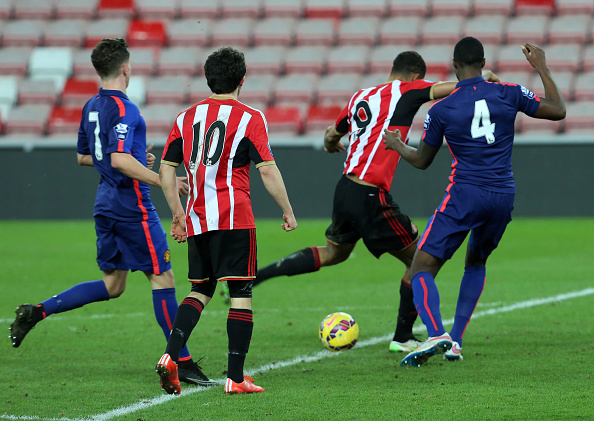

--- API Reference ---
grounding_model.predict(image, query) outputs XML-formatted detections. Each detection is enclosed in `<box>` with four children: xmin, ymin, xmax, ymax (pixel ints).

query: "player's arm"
<box><xmin>324</xmin><ymin>125</ymin><xmax>347</xmax><ymax>153</ymax></box>
<box><xmin>77</xmin><ymin>153</ymin><xmax>94</xmax><ymax>167</ymax></box>
<box><xmin>159</xmin><ymin>163</ymin><xmax>187</xmax><ymax>243</ymax></box>
<box><xmin>111</xmin><ymin>152</ymin><xmax>162</xmax><ymax>187</ymax></box>
<box><xmin>258</xmin><ymin>163</ymin><xmax>297</xmax><ymax>232</ymax></box>
<box><xmin>521</xmin><ymin>43</ymin><xmax>566</xmax><ymax>121</ymax></box>
<box><xmin>382</xmin><ymin>129</ymin><xmax>440</xmax><ymax>170</ymax></box>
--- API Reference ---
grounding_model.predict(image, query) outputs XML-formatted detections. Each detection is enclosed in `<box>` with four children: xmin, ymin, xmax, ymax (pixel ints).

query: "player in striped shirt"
<box><xmin>9</xmin><ymin>38</ymin><xmax>213</xmax><ymax>386</ymax></box>
<box><xmin>252</xmin><ymin>50</ymin><xmax>499</xmax><ymax>353</ymax></box>
<box><xmin>383</xmin><ymin>38</ymin><xmax>565</xmax><ymax>366</ymax></box>
<box><xmin>155</xmin><ymin>47</ymin><xmax>297</xmax><ymax>395</ymax></box>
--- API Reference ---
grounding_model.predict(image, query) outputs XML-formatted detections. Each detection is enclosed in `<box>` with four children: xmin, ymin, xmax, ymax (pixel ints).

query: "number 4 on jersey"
<box><xmin>471</xmin><ymin>99</ymin><xmax>496</xmax><ymax>144</ymax></box>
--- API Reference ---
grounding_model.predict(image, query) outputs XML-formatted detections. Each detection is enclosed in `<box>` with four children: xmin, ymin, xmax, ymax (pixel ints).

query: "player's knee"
<box><xmin>107</xmin><ymin>284</ymin><xmax>126</xmax><ymax>298</ymax></box>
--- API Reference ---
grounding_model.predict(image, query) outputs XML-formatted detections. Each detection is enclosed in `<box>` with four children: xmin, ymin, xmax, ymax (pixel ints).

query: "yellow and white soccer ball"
<box><xmin>319</xmin><ymin>312</ymin><xmax>359</xmax><ymax>351</ymax></box>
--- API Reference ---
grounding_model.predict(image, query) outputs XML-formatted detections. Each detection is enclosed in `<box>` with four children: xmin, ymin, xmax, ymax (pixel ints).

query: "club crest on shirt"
<box><xmin>521</xmin><ymin>86</ymin><xmax>536</xmax><ymax>100</ymax></box>
<box><xmin>423</xmin><ymin>114</ymin><xmax>431</xmax><ymax>130</ymax></box>
<box><xmin>113</xmin><ymin>123</ymin><xmax>130</xmax><ymax>141</ymax></box>
<box><xmin>164</xmin><ymin>250</ymin><xmax>170</xmax><ymax>263</ymax></box>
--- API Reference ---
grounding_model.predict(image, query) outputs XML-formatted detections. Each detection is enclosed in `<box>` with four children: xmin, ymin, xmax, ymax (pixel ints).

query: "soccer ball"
<box><xmin>319</xmin><ymin>312</ymin><xmax>359</xmax><ymax>351</ymax></box>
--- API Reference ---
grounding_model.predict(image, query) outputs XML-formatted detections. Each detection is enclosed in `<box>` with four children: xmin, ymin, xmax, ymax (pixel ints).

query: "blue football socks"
<box><xmin>450</xmin><ymin>265</ymin><xmax>486</xmax><ymax>347</ymax></box>
<box><xmin>411</xmin><ymin>271</ymin><xmax>445</xmax><ymax>337</ymax></box>
<box><xmin>153</xmin><ymin>288</ymin><xmax>191</xmax><ymax>360</ymax></box>
<box><xmin>41</xmin><ymin>280</ymin><xmax>109</xmax><ymax>316</ymax></box>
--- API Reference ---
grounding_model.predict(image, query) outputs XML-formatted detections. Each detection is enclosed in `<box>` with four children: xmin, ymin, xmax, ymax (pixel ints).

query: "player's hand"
<box><xmin>281</xmin><ymin>213</ymin><xmax>297</xmax><ymax>232</ymax></box>
<box><xmin>176</xmin><ymin>176</ymin><xmax>189</xmax><ymax>197</ymax></box>
<box><xmin>146</xmin><ymin>143</ymin><xmax>156</xmax><ymax>170</ymax></box>
<box><xmin>521</xmin><ymin>43</ymin><xmax>547</xmax><ymax>71</ymax></box>
<box><xmin>382</xmin><ymin>128</ymin><xmax>403</xmax><ymax>151</ymax></box>
<box><xmin>482</xmin><ymin>69</ymin><xmax>500</xmax><ymax>83</ymax></box>
<box><xmin>170</xmin><ymin>213</ymin><xmax>187</xmax><ymax>243</ymax></box>
<box><xmin>323</xmin><ymin>125</ymin><xmax>346</xmax><ymax>153</ymax></box>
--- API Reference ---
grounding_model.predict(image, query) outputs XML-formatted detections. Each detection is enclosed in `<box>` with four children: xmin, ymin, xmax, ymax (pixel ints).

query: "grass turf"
<box><xmin>1</xmin><ymin>218</ymin><xmax>593</xmax><ymax>420</ymax></box>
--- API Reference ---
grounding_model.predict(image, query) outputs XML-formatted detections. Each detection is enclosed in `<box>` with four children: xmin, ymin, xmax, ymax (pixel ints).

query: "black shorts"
<box><xmin>325</xmin><ymin>175</ymin><xmax>418</xmax><ymax>258</ymax></box>
<box><xmin>187</xmin><ymin>228</ymin><xmax>257</xmax><ymax>298</ymax></box>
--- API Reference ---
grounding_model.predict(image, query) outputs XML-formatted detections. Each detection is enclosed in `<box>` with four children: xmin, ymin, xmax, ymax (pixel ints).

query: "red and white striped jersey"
<box><xmin>162</xmin><ymin>96</ymin><xmax>275</xmax><ymax>237</ymax></box>
<box><xmin>335</xmin><ymin>79</ymin><xmax>437</xmax><ymax>191</ymax></box>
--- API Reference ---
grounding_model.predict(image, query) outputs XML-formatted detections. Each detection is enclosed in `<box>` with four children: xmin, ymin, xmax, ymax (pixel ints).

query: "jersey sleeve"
<box><xmin>419</xmin><ymin>104</ymin><xmax>444</xmax><ymax>148</ymax></box>
<box><xmin>248</xmin><ymin>112</ymin><xmax>275</xmax><ymax>168</ymax></box>
<box><xmin>105</xmin><ymin>99</ymin><xmax>138</xmax><ymax>155</ymax></box>
<box><xmin>76</xmin><ymin>103</ymin><xmax>90</xmax><ymax>155</ymax></box>
<box><xmin>515</xmin><ymin>84</ymin><xmax>541</xmax><ymax>116</ymax></box>
<box><xmin>388</xmin><ymin>80</ymin><xmax>436</xmax><ymax>128</ymax></box>
<box><xmin>162</xmin><ymin>117</ymin><xmax>184</xmax><ymax>167</ymax></box>
<box><xmin>335</xmin><ymin>104</ymin><xmax>349</xmax><ymax>134</ymax></box>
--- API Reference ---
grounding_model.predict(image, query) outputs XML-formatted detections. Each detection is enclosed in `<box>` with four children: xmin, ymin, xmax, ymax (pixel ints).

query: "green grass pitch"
<box><xmin>1</xmin><ymin>218</ymin><xmax>593</xmax><ymax>421</ymax></box>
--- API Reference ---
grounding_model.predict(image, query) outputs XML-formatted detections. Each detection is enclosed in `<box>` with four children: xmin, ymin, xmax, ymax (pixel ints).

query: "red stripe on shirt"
<box><xmin>181</xmin><ymin>108</ymin><xmax>197</xmax><ymax>236</ymax></box>
<box><xmin>111</xmin><ymin>96</ymin><xmax>126</xmax><ymax>152</ymax></box>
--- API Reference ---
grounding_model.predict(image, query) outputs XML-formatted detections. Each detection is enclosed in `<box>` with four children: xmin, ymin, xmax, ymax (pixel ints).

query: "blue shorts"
<box><xmin>95</xmin><ymin>215</ymin><xmax>172</xmax><ymax>274</ymax></box>
<box><xmin>418</xmin><ymin>183</ymin><xmax>514</xmax><ymax>260</ymax></box>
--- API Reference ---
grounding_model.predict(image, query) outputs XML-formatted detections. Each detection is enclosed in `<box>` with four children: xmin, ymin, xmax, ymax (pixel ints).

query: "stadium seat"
<box><xmin>179</xmin><ymin>0</ymin><xmax>220</xmax><ymax>19</ymax></box>
<box><xmin>2</xmin><ymin>20</ymin><xmax>45</xmax><ymax>47</ymax></box>
<box><xmin>473</xmin><ymin>0</ymin><xmax>514</xmax><ymax>15</ymax></box>
<box><xmin>304</xmin><ymin>103</ymin><xmax>342</xmax><ymax>134</ymax></box>
<box><xmin>126</xmin><ymin>76</ymin><xmax>146</xmax><ymax>106</ymax></box>
<box><xmin>497</xmin><ymin>44</ymin><xmax>535</xmax><ymax>72</ymax></box>
<box><xmin>336</xmin><ymin>17</ymin><xmax>379</xmax><ymax>46</ymax></box>
<box><xmin>244</xmin><ymin>46</ymin><xmax>287</xmax><ymax>75</ymax></box>
<box><xmin>274</xmin><ymin>73</ymin><xmax>319</xmax><ymax>104</ymax></box>
<box><xmin>388</xmin><ymin>0</ymin><xmax>430</xmax><ymax>17</ymax></box>
<box><xmin>416</xmin><ymin>44</ymin><xmax>453</xmax><ymax>80</ymax></box>
<box><xmin>539</xmin><ymin>44</ymin><xmax>582</xmax><ymax>73</ymax></box>
<box><xmin>530</xmin><ymin>71</ymin><xmax>575</xmax><ymax>101</ymax></box>
<box><xmin>378</xmin><ymin>16</ymin><xmax>421</xmax><ymax>45</ymax></box>
<box><xmin>0</xmin><ymin>76</ymin><xmax>18</xmax><ymax>109</ymax></box>
<box><xmin>43</xmin><ymin>19</ymin><xmax>86</xmax><ymax>47</ymax></box>
<box><xmin>284</xmin><ymin>45</ymin><xmax>329</xmax><ymax>74</ymax></box>
<box><xmin>582</xmin><ymin>45</ymin><xmax>594</xmax><ymax>72</ymax></box>
<box><xmin>127</xmin><ymin>20</ymin><xmax>167</xmax><ymax>48</ymax></box>
<box><xmin>252</xmin><ymin>17</ymin><xmax>296</xmax><ymax>46</ymax></box>
<box><xmin>555</xmin><ymin>0</ymin><xmax>594</xmax><ymax>15</ymax></box>
<box><xmin>54</xmin><ymin>0</ymin><xmax>98</xmax><ymax>19</ymax></box>
<box><xmin>13</xmin><ymin>0</ymin><xmax>54</xmax><ymax>19</ymax></box>
<box><xmin>369</xmin><ymin>45</ymin><xmax>414</xmax><ymax>74</ymax></box>
<box><xmin>463</xmin><ymin>15</ymin><xmax>507</xmax><ymax>44</ymax></box>
<box><xmin>210</xmin><ymin>18</ymin><xmax>255</xmax><ymax>47</ymax></box>
<box><xmin>29</xmin><ymin>47</ymin><xmax>73</xmax><ymax>79</ymax></box>
<box><xmin>547</xmin><ymin>15</ymin><xmax>591</xmax><ymax>45</ymax></box>
<box><xmin>0</xmin><ymin>47</ymin><xmax>33</xmax><ymax>76</ymax></box>
<box><xmin>264</xmin><ymin>104</ymin><xmax>304</xmax><ymax>135</ymax></box>
<box><xmin>221</xmin><ymin>0</ymin><xmax>262</xmax><ymax>18</ymax></box>
<box><xmin>294</xmin><ymin>18</ymin><xmax>337</xmax><ymax>46</ymax></box>
<box><xmin>430</xmin><ymin>0</ymin><xmax>473</xmax><ymax>16</ymax></box>
<box><xmin>239</xmin><ymin>74</ymin><xmax>277</xmax><ymax>106</ymax></box>
<box><xmin>516</xmin><ymin>112</ymin><xmax>563</xmax><ymax>134</ymax></box>
<box><xmin>326</xmin><ymin>45</ymin><xmax>371</xmax><ymax>73</ymax></box>
<box><xmin>145</xmin><ymin>76</ymin><xmax>190</xmax><ymax>104</ymax></box>
<box><xmin>497</xmin><ymin>71</ymin><xmax>533</xmax><ymax>88</ymax></box>
<box><xmin>0</xmin><ymin>0</ymin><xmax>13</xmax><ymax>20</ymax></box>
<box><xmin>360</xmin><ymin>72</ymin><xmax>389</xmax><ymax>89</ymax></box>
<box><xmin>514</xmin><ymin>0</ymin><xmax>554</xmax><ymax>16</ymax></box>
<box><xmin>346</xmin><ymin>0</ymin><xmax>387</xmax><ymax>17</ymax></box>
<box><xmin>4</xmin><ymin>104</ymin><xmax>52</xmax><ymax>135</ymax></box>
<box><xmin>84</xmin><ymin>19</ymin><xmax>130</xmax><ymax>49</ymax></box>
<box><xmin>97</xmin><ymin>0</ymin><xmax>136</xmax><ymax>19</ymax></box>
<box><xmin>72</xmin><ymin>48</ymin><xmax>97</xmax><ymax>77</ymax></box>
<box><xmin>139</xmin><ymin>103</ymin><xmax>180</xmax><ymax>135</ymax></box>
<box><xmin>128</xmin><ymin>48</ymin><xmax>157</xmax><ymax>76</ymax></box>
<box><xmin>563</xmin><ymin>100</ymin><xmax>594</xmax><ymax>133</ymax></box>
<box><xmin>61</xmin><ymin>78</ymin><xmax>100</xmax><ymax>107</ymax></box>
<box><xmin>420</xmin><ymin>16</ymin><xmax>465</xmax><ymax>44</ymax></box>
<box><xmin>167</xmin><ymin>19</ymin><xmax>213</xmax><ymax>48</ymax></box>
<box><xmin>48</xmin><ymin>105</ymin><xmax>82</xmax><ymax>134</ymax></box>
<box><xmin>505</xmin><ymin>16</ymin><xmax>549</xmax><ymax>45</ymax></box>
<box><xmin>188</xmin><ymin>78</ymin><xmax>213</xmax><ymax>104</ymax></box>
<box><xmin>157</xmin><ymin>47</ymin><xmax>203</xmax><ymax>76</ymax></box>
<box><xmin>136</xmin><ymin>0</ymin><xmax>179</xmax><ymax>20</ymax></box>
<box><xmin>304</xmin><ymin>0</ymin><xmax>345</xmax><ymax>19</ymax></box>
<box><xmin>262</xmin><ymin>0</ymin><xmax>304</xmax><ymax>17</ymax></box>
<box><xmin>573</xmin><ymin>72</ymin><xmax>594</xmax><ymax>101</ymax></box>
<box><xmin>316</xmin><ymin>73</ymin><xmax>360</xmax><ymax>103</ymax></box>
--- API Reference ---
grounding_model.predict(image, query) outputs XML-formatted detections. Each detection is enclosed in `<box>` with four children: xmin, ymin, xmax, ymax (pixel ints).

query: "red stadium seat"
<box><xmin>346</xmin><ymin>0</ymin><xmax>387</xmax><ymax>17</ymax></box>
<box><xmin>548</xmin><ymin>15</ymin><xmax>591</xmax><ymax>45</ymax></box>
<box><xmin>127</xmin><ymin>20</ymin><xmax>167</xmax><ymax>48</ymax></box>
<box><xmin>55</xmin><ymin>0</ymin><xmax>99</xmax><ymax>19</ymax></box>
<box><xmin>48</xmin><ymin>106</ymin><xmax>83</xmax><ymax>134</ymax></box>
<box><xmin>316</xmin><ymin>73</ymin><xmax>360</xmax><ymax>103</ymax></box>
<box><xmin>61</xmin><ymin>78</ymin><xmax>100</xmax><ymax>107</ymax></box>
<box><xmin>263</xmin><ymin>0</ymin><xmax>304</xmax><ymax>17</ymax></box>
<box><xmin>136</xmin><ymin>0</ymin><xmax>179</xmax><ymax>20</ymax></box>
<box><xmin>253</xmin><ymin>18</ymin><xmax>296</xmax><ymax>46</ymax></box>
<box><xmin>97</xmin><ymin>0</ymin><xmax>136</xmax><ymax>19</ymax></box>
<box><xmin>167</xmin><ymin>19</ymin><xmax>213</xmax><ymax>48</ymax></box>
<box><xmin>388</xmin><ymin>0</ymin><xmax>430</xmax><ymax>17</ymax></box>
<box><xmin>473</xmin><ymin>0</ymin><xmax>514</xmax><ymax>16</ymax></box>
<box><xmin>304</xmin><ymin>104</ymin><xmax>342</xmax><ymax>134</ymax></box>
<box><xmin>326</xmin><ymin>45</ymin><xmax>371</xmax><ymax>73</ymax></box>
<box><xmin>420</xmin><ymin>16</ymin><xmax>465</xmax><ymax>45</ymax></box>
<box><xmin>304</xmin><ymin>0</ymin><xmax>345</xmax><ymax>19</ymax></box>
<box><xmin>336</xmin><ymin>17</ymin><xmax>379</xmax><ymax>46</ymax></box>
<box><xmin>179</xmin><ymin>0</ymin><xmax>220</xmax><ymax>19</ymax></box>
<box><xmin>430</xmin><ymin>0</ymin><xmax>473</xmax><ymax>17</ymax></box>
<box><xmin>514</xmin><ymin>0</ymin><xmax>554</xmax><ymax>16</ymax></box>
<box><xmin>379</xmin><ymin>17</ymin><xmax>421</xmax><ymax>45</ymax></box>
<box><xmin>220</xmin><ymin>0</ymin><xmax>262</xmax><ymax>18</ymax></box>
<box><xmin>265</xmin><ymin>104</ymin><xmax>304</xmax><ymax>135</ymax></box>
<box><xmin>5</xmin><ymin>104</ymin><xmax>52</xmax><ymax>135</ymax></box>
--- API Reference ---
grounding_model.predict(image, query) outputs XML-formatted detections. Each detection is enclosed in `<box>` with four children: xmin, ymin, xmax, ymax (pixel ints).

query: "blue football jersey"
<box><xmin>77</xmin><ymin>88</ymin><xmax>156</xmax><ymax>221</ymax></box>
<box><xmin>421</xmin><ymin>76</ymin><xmax>541</xmax><ymax>193</ymax></box>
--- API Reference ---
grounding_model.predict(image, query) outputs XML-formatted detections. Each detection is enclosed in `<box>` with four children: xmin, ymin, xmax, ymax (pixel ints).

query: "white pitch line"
<box><xmin>2</xmin><ymin>287</ymin><xmax>593</xmax><ymax>421</ymax></box>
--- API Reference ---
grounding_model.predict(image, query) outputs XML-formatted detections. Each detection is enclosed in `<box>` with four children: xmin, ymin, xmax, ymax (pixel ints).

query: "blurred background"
<box><xmin>0</xmin><ymin>0</ymin><xmax>592</xmax><ymax>219</ymax></box>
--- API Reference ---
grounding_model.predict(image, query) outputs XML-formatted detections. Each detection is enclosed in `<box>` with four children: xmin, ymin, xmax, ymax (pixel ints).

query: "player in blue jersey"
<box><xmin>9</xmin><ymin>38</ymin><xmax>214</xmax><ymax>386</ymax></box>
<box><xmin>382</xmin><ymin>37</ymin><xmax>566</xmax><ymax>367</ymax></box>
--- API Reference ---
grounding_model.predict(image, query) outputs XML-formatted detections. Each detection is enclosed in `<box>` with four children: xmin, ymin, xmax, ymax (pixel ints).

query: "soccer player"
<box><xmin>155</xmin><ymin>47</ymin><xmax>297</xmax><ymax>395</ymax></box>
<box><xmin>9</xmin><ymin>38</ymin><xmax>213</xmax><ymax>386</ymax></box>
<box><xmin>250</xmin><ymin>51</ymin><xmax>499</xmax><ymax>353</ymax></box>
<box><xmin>383</xmin><ymin>38</ymin><xmax>566</xmax><ymax>366</ymax></box>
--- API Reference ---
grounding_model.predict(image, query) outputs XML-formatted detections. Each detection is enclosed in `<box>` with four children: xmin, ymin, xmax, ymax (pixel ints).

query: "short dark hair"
<box><xmin>390</xmin><ymin>51</ymin><xmax>426</xmax><ymax>79</ymax></box>
<box><xmin>453</xmin><ymin>36</ymin><xmax>484</xmax><ymax>66</ymax></box>
<box><xmin>91</xmin><ymin>38</ymin><xmax>130</xmax><ymax>80</ymax></box>
<box><xmin>204</xmin><ymin>47</ymin><xmax>246</xmax><ymax>94</ymax></box>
